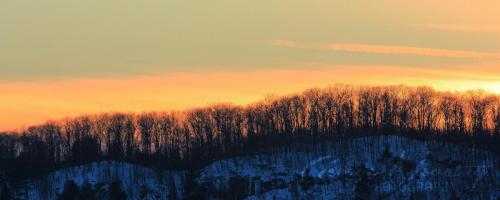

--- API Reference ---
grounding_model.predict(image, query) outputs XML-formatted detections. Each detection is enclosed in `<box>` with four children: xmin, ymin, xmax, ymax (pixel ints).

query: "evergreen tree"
<box><xmin>354</xmin><ymin>165</ymin><xmax>372</xmax><ymax>200</ymax></box>
<box><xmin>0</xmin><ymin>183</ymin><xmax>11</xmax><ymax>200</ymax></box>
<box><xmin>381</xmin><ymin>144</ymin><xmax>392</xmax><ymax>159</ymax></box>
<box><xmin>139</xmin><ymin>185</ymin><xmax>150</xmax><ymax>199</ymax></box>
<box><xmin>108</xmin><ymin>180</ymin><xmax>127</xmax><ymax>200</ymax></box>
<box><xmin>167</xmin><ymin>178</ymin><xmax>178</xmax><ymax>200</ymax></box>
<box><xmin>183</xmin><ymin>170</ymin><xmax>205</xmax><ymax>200</ymax></box>
<box><xmin>57</xmin><ymin>180</ymin><xmax>80</xmax><ymax>200</ymax></box>
<box><xmin>79</xmin><ymin>181</ymin><xmax>97</xmax><ymax>200</ymax></box>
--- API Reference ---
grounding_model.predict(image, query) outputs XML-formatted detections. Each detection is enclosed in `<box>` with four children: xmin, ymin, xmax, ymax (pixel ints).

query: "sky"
<box><xmin>1</xmin><ymin>0</ymin><xmax>500</xmax><ymax>130</ymax></box>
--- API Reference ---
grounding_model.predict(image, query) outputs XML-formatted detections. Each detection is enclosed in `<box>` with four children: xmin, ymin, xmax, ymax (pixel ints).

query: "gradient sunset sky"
<box><xmin>1</xmin><ymin>0</ymin><xmax>500</xmax><ymax>130</ymax></box>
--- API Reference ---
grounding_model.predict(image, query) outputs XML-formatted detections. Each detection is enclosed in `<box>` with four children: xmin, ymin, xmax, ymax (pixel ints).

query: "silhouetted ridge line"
<box><xmin>0</xmin><ymin>85</ymin><xmax>499</xmax><ymax>181</ymax></box>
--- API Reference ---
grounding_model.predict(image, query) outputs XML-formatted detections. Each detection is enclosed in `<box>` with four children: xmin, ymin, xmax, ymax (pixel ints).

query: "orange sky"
<box><xmin>1</xmin><ymin>0</ymin><xmax>500</xmax><ymax>131</ymax></box>
<box><xmin>1</xmin><ymin>65</ymin><xmax>499</xmax><ymax>131</ymax></box>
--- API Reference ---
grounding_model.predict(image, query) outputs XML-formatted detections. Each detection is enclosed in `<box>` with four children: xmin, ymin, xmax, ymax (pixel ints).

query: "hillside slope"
<box><xmin>12</xmin><ymin>135</ymin><xmax>499</xmax><ymax>200</ymax></box>
<box><xmin>198</xmin><ymin>136</ymin><xmax>498</xmax><ymax>199</ymax></box>
<box><xmin>13</xmin><ymin>162</ymin><xmax>185</xmax><ymax>200</ymax></box>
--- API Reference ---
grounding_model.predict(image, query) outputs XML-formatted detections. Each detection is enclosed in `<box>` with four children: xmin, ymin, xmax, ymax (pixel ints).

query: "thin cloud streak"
<box><xmin>328</xmin><ymin>44</ymin><xmax>500</xmax><ymax>59</ymax></box>
<box><xmin>271</xmin><ymin>40</ymin><xmax>500</xmax><ymax>59</ymax></box>
<box><xmin>408</xmin><ymin>24</ymin><xmax>500</xmax><ymax>33</ymax></box>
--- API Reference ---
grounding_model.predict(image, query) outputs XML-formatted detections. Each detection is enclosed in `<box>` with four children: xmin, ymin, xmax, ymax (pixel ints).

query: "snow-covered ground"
<box><xmin>14</xmin><ymin>161</ymin><xmax>185</xmax><ymax>200</ymax></box>
<box><xmin>198</xmin><ymin>135</ymin><xmax>498</xmax><ymax>199</ymax></box>
<box><xmin>13</xmin><ymin>135</ymin><xmax>499</xmax><ymax>200</ymax></box>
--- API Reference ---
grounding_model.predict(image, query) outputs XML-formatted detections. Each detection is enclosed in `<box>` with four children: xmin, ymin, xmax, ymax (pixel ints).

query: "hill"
<box><xmin>10</xmin><ymin>135</ymin><xmax>498</xmax><ymax>200</ymax></box>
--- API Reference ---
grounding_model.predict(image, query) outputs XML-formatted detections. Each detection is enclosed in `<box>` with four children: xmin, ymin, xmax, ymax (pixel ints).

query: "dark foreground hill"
<box><xmin>6</xmin><ymin>135</ymin><xmax>499</xmax><ymax>200</ymax></box>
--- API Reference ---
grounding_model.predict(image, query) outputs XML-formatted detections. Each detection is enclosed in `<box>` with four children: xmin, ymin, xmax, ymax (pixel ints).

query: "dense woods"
<box><xmin>1</xmin><ymin>85</ymin><xmax>499</xmax><ymax>182</ymax></box>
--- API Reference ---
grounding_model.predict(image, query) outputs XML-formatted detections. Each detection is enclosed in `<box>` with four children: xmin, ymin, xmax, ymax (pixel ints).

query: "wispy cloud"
<box><xmin>270</xmin><ymin>40</ymin><xmax>298</xmax><ymax>47</ymax></box>
<box><xmin>271</xmin><ymin>40</ymin><xmax>500</xmax><ymax>59</ymax></box>
<box><xmin>327</xmin><ymin>43</ymin><xmax>500</xmax><ymax>59</ymax></box>
<box><xmin>408</xmin><ymin>24</ymin><xmax>500</xmax><ymax>33</ymax></box>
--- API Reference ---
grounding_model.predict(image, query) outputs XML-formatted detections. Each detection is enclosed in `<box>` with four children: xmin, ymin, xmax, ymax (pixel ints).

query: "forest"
<box><xmin>1</xmin><ymin>85</ymin><xmax>499</xmax><ymax>182</ymax></box>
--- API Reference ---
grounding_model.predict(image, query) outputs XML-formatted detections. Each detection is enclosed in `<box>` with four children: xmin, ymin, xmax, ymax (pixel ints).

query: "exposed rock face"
<box><xmin>13</xmin><ymin>135</ymin><xmax>499</xmax><ymax>200</ymax></box>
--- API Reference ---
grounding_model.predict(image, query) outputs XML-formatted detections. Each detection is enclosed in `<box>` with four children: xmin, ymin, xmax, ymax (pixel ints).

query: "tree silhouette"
<box><xmin>354</xmin><ymin>164</ymin><xmax>372</xmax><ymax>200</ymax></box>
<box><xmin>79</xmin><ymin>181</ymin><xmax>97</xmax><ymax>200</ymax></box>
<box><xmin>0</xmin><ymin>183</ymin><xmax>11</xmax><ymax>200</ymax></box>
<box><xmin>0</xmin><ymin>85</ymin><xmax>499</xmax><ymax>183</ymax></box>
<box><xmin>108</xmin><ymin>180</ymin><xmax>127</xmax><ymax>200</ymax></box>
<box><xmin>57</xmin><ymin>180</ymin><xmax>80</xmax><ymax>200</ymax></box>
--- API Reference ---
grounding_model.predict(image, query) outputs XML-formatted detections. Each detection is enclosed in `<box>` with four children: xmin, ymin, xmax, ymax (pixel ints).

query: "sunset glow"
<box><xmin>1</xmin><ymin>65</ymin><xmax>499</xmax><ymax>131</ymax></box>
<box><xmin>3</xmin><ymin>1</ymin><xmax>500</xmax><ymax>199</ymax></box>
<box><xmin>1</xmin><ymin>0</ymin><xmax>499</xmax><ymax>131</ymax></box>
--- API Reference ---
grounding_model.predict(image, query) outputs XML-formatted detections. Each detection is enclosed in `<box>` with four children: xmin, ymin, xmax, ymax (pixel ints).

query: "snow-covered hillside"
<box><xmin>12</xmin><ymin>135</ymin><xmax>499</xmax><ymax>200</ymax></box>
<box><xmin>199</xmin><ymin>135</ymin><xmax>498</xmax><ymax>199</ymax></box>
<box><xmin>13</xmin><ymin>161</ymin><xmax>185</xmax><ymax>200</ymax></box>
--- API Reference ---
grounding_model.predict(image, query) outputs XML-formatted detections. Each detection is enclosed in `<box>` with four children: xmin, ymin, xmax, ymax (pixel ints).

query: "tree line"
<box><xmin>0</xmin><ymin>85</ymin><xmax>499</xmax><ymax>181</ymax></box>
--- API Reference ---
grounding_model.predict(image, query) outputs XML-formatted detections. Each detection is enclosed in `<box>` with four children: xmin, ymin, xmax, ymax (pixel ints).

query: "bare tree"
<box><xmin>468</xmin><ymin>91</ymin><xmax>495</xmax><ymax>136</ymax></box>
<box><xmin>138</xmin><ymin>113</ymin><xmax>156</xmax><ymax>157</ymax></box>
